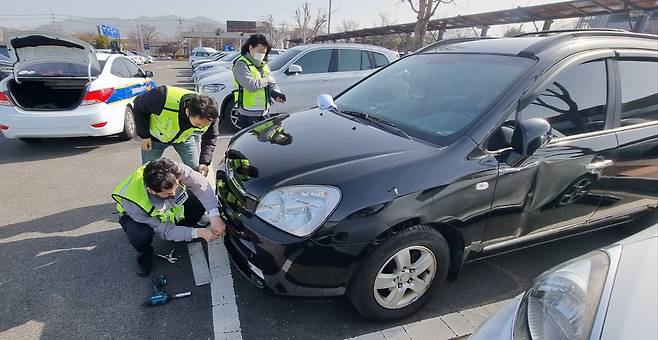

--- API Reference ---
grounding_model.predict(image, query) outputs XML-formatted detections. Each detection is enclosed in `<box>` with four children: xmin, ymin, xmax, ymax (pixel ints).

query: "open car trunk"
<box><xmin>8</xmin><ymin>79</ymin><xmax>88</xmax><ymax>111</ymax></box>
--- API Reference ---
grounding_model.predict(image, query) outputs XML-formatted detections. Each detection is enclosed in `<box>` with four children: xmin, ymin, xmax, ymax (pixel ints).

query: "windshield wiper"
<box><xmin>340</xmin><ymin>110</ymin><xmax>414</xmax><ymax>141</ymax></box>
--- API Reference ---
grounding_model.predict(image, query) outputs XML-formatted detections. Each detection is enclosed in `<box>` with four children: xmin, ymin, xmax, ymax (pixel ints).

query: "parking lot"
<box><xmin>1</xmin><ymin>60</ymin><xmax>654</xmax><ymax>340</ymax></box>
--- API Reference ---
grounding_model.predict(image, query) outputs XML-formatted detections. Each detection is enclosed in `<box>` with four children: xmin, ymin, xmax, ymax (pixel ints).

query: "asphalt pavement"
<box><xmin>0</xmin><ymin>61</ymin><xmax>654</xmax><ymax>340</ymax></box>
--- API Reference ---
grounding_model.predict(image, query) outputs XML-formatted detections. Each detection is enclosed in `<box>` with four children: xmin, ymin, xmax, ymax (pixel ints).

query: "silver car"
<box><xmin>471</xmin><ymin>223</ymin><xmax>657</xmax><ymax>340</ymax></box>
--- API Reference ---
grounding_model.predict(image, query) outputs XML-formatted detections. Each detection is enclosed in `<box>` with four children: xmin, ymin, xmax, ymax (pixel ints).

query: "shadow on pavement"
<box><xmin>0</xmin><ymin>203</ymin><xmax>213</xmax><ymax>339</ymax></box>
<box><xmin>0</xmin><ymin>135</ymin><xmax>129</xmax><ymax>165</ymax></box>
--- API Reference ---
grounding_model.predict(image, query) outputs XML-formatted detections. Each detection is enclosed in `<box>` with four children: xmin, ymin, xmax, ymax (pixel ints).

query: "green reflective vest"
<box><xmin>149</xmin><ymin>86</ymin><xmax>210</xmax><ymax>143</ymax></box>
<box><xmin>111</xmin><ymin>165</ymin><xmax>185</xmax><ymax>223</ymax></box>
<box><xmin>233</xmin><ymin>55</ymin><xmax>270</xmax><ymax>113</ymax></box>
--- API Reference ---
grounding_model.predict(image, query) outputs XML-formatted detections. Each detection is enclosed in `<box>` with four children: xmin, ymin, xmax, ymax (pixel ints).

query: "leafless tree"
<box><xmin>293</xmin><ymin>2</ymin><xmax>328</xmax><ymax>43</ymax></box>
<box><xmin>403</xmin><ymin>0</ymin><xmax>455</xmax><ymax>50</ymax></box>
<box><xmin>139</xmin><ymin>24</ymin><xmax>160</xmax><ymax>46</ymax></box>
<box><xmin>341</xmin><ymin>20</ymin><xmax>359</xmax><ymax>32</ymax></box>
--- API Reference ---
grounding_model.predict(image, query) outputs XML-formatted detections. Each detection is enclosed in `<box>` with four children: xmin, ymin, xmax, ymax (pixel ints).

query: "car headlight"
<box><xmin>255</xmin><ymin>185</ymin><xmax>341</xmax><ymax>237</ymax></box>
<box><xmin>202</xmin><ymin>84</ymin><xmax>225</xmax><ymax>93</ymax></box>
<box><xmin>514</xmin><ymin>250</ymin><xmax>610</xmax><ymax>340</ymax></box>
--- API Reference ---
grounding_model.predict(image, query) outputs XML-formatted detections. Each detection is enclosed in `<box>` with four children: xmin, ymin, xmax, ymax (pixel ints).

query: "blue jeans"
<box><xmin>141</xmin><ymin>135</ymin><xmax>200</xmax><ymax>169</ymax></box>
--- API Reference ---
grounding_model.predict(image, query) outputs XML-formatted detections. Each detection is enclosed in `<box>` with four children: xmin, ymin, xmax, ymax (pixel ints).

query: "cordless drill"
<box><xmin>145</xmin><ymin>275</ymin><xmax>191</xmax><ymax>306</ymax></box>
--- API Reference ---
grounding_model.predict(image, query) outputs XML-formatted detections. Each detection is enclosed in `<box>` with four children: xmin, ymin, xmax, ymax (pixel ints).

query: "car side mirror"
<box><xmin>287</xmin><ymin>64</ymin><xmax>303</xmax><ymax>75</ymax></box>
<box><xmin>143</xmin><ymin>70</ymin><xmax>154</xmax><ymax>78</ymax></box>
<box><xmin>317</xmin><ymin>94</ymin><xmax>336</xmax><ymax>112</ymax></box>
<box><xmin>511</xmin><ymin>118</ymin><xmax>552</xmax><ymax>156</ymax></box>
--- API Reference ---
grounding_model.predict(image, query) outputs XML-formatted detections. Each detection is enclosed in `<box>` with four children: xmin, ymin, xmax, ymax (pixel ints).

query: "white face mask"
<box><xmin>252</xmin><ymin>52</ymin><xmax>266</xmax><ymax>62</ymax></box>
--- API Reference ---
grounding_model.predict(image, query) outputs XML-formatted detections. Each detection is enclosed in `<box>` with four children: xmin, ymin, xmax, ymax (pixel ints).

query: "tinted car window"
<box><xmin>269</xmin><ymin>48</ymin><xmax>302</xmax><ymax>71</ymax></box>
<box><xmin>372</xmin><ymin>52</ymin><xmax>390</xmax><ymax>68</ymax></box>
<box><xmin>336</xmin><ymin>53</ymin><xmax>534</xmax><ymax>146</ymax></box>
<box><xmin>124</xmin><ymin>59</ymin><xmax>141</xmax><ymax>77</ymax></box>
<box><xmin>294</xmin><ymin>49</ymin><xmax>332</xmax><ymax>74</ymax></box>
<box><xmin>111</xmin><ymin>59</ymin><xmax>131</xmax><ymax>78</ymax></box>
<box><xmin>521</xmin><ymin>60</ymin><xmax>608</xmax><ymax>137</ymax></box>
<box><xmin>362</xmin><ymin>51</ymin><xmax>372</xmax><ymax>69</ymax></box>
<box><xmin>0</xmin><ymin>45</ymin><xmax>8</xmax><ymax>57</ymax></box>
<box><xmin>619</xmin><ymin>60</ymin><xmax>658</xmax><ymax>125</ymax></box>
<box><xmin>337</xmin><ymin>49</ymin><xmax>362</xmax><ymax>72</ymax></box>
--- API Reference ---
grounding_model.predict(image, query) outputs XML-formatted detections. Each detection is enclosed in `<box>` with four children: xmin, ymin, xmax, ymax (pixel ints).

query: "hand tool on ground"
<box><xmin>156</xmin><ymin>249</ymin><xmax>178</xmax><ymax>264</ymax></box>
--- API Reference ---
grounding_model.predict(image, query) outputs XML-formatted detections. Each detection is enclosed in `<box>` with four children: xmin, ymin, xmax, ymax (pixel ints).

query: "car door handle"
<box><xmin>585</xmin><ymin>159</ymin><xmax>614</xmax><ymax>173</ymax></box>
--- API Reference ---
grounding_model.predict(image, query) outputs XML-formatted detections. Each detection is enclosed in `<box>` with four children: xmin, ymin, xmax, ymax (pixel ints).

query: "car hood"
<box><xmin>224</xmin><ymin>108</ymin><xmax>442</xmax><ymax>199</ymax></box>
<box><xmin>6</xmin><ymin>32</ymin><xmax>100</xmax><ymax>80</ymax></box>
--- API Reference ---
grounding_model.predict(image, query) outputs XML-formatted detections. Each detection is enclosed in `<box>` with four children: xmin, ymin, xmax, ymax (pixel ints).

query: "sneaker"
<box><xmin>136</xmin><ymin>251</ymin><xmax>153</xmax><ymax>277</ymax></box>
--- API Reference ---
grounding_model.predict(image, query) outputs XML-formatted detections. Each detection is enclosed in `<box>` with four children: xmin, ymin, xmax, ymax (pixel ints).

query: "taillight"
<box><xmin>81</xmin><ymin>88</ymin><xmax>115</xmax><ymax>106</ymax></box>
<box><xmin>0</xmin><ymin>124</ymin><xmax>9</xmax><ymax>130</ymax></box>
<box><xmin>0</xmin><ymin>92</ymin><xmax>13</xmax><ymax>107</ymax></box>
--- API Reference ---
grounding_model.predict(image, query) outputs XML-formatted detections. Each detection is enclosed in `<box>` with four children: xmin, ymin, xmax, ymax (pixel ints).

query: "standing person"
<box><xmin>132</xmin><ymin>86</ymin><xmax>220</xmax><ymax>176</ymax></box>
<box><xmin>112</xmin><ymin>158</ymin><xmax>227</xmax><ymax>276</ymax></box>
<box><xmin>232</xmin><ymin>34</ymin><xmax>287</xmax><ymax>128</ymax></box>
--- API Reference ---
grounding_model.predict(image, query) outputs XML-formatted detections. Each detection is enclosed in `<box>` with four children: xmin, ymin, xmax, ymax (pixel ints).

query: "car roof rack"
<box><xmin>415</xmin><ymin>37</ymin><xmax>497</xmax><ymax>54</ymax></box>
<box><xmin>515</xmin><ymin>28</ymin><xmax>628</xmax><ymax>37</ymax></box>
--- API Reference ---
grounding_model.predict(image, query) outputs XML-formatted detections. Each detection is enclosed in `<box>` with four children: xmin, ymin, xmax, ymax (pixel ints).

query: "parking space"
<box><xmin>1</xmin><ymin>60</ymin><xmax>655</xmax><ymax>340</ymax></box>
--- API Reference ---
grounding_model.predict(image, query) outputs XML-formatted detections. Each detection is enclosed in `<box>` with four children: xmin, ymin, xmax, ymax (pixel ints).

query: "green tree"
<box><xmin>94</xmin><ymin>35</ymin><xmax>110</xmax><ymax>49</ymax></box>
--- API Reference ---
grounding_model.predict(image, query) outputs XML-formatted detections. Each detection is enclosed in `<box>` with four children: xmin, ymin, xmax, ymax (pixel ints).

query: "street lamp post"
<box><xmin>328</xmin><ymin>0</ymin><xmax>332</xmax><ymax>35</ymax></box>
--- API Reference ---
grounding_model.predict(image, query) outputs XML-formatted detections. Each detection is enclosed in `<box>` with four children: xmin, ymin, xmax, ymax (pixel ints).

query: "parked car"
<box><xmin>0</xmin><ymin>33</ymin><xmax>156</xmax><ymax>142</ymax></box>
<box><xmin>214</xmin><ymin>30</ymin><xmax>658</xmax><ymax>321</ymax></box>
<box><xmin>189</xmin><ymin>46</ymin><xmax>218</xmax><ymax>63</ymax></box>
<box><xmin>119</xmin><ymin>51</ymin><xmax>145</xmax><ymax>65</ymax></box>
<box><xmin>191</xmin><ymin>52</ymin><xmax>227</xmax><ymax>70</ymax></box>
<box><xmin>471</xmin><ymin>223</ymin><xmax>657</xmax><ymax>340</ymax></box>
<box><xmin>192</xmin><ymin>51</ymin><xmax>241</xmax><ymax>82</ymax></box>
<box><xmin>132</xmin><ymin>51</ymin><xmax>155</xmax><ymax>64</ymax></box>
<box><xmin>0</xmin><ymin>54</ymin><xmax>11</xmax><ymax>81</ymax></box>
<box><xmin>199</xmin><ymin>43</ymin><xmax>398</xmax><ymax>130</ymax></box>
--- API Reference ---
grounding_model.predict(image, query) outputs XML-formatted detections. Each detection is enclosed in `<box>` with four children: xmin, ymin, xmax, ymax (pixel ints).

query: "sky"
<box><xmin>0</xmin><ymin>0</ymin><xmax>569</xmax><ymax>32</ymax></box>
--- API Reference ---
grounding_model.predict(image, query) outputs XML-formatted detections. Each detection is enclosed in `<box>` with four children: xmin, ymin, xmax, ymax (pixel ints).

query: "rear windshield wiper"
<box><xmin>340</xmin><ymin>110</ymin><xmax>414</xmax><ymax>141</ymax></box>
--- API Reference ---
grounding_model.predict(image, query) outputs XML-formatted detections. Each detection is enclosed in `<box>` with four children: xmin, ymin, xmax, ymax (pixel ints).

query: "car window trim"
<box><xmin>610</xmin><ymin>50</ymin><xmax>658</xmax><ymax>129</ymax></box>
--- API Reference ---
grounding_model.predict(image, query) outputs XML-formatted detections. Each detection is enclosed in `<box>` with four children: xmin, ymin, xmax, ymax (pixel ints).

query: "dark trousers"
<box><xmin>119</xmin><ymin>190</ymin><xmax>206</xmax><ymax>255</ymax></box>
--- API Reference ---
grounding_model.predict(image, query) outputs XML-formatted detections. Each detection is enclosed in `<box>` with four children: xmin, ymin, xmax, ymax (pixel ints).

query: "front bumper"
<box><xmin>216</xmin><ymin>166</ymin><xmax>365</xmax><ymax>297</ymax></box>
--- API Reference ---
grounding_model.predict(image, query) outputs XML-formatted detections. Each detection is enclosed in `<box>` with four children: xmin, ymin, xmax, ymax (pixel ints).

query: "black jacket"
<box><xmin>132</xmin><ymin>86</ymin><xmax>220</xmax><ymax>165</ymax></box>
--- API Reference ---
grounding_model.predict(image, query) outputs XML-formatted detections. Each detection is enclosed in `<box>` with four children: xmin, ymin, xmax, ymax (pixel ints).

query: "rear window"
<box><xmin>17</xmin><ymin>62</ymin><xmax>99</xmax><ymax>78</ymax></box>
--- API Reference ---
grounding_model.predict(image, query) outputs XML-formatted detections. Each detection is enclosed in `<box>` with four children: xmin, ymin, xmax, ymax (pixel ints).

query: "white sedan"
<box><xmin>0</xmin><ymin>32</ymin><xmax>156</xmax><ymax>142</ymax></box>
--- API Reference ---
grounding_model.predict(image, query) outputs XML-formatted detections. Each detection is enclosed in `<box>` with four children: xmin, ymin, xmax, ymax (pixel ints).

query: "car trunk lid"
<box><xmin>6</xmin><ymin>32</ymin><xmax>100</xmax><ymax>82</ymax></box>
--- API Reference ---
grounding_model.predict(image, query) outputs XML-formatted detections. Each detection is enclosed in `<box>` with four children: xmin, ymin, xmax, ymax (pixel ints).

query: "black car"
<box><xmin>216</xmin><ymin>30</ymin><xmax>658</xmax><ymax>321</ymax></box>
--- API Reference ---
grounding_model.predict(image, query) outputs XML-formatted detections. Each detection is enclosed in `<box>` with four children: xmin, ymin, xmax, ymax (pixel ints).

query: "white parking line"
<box><xmin>208</xmin><ymin>238</ymin><xmax>242</xmax><ymax>340</ymax></box>
<box><xmin>346</xmin><ymin>299</ymin><xmax>512</xmax><ymax>340</ymax></box>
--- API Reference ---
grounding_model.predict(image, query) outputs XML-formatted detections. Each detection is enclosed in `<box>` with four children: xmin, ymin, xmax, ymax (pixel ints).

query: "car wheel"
<box><xmin>119</xmin><ymin>105</ymin><xmax>136</xmax><ymax>141</ymax></box>
<box><xmin>555</xmin><ymin>175</ymin><xmax>594</xmax><ymax>207</ymax></box>
<box><xmin>222</xmin><ymin>97</ymin><xmax>242</xmax><ymax>132</ymax></box>
<box><xmin>348</xmin><ymin>225</ymin><xmax>450</xmax><ymax>321</ymax></box>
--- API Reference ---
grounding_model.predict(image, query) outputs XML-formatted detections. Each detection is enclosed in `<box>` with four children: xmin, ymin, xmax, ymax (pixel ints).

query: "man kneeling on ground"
<box><xmin>112</xmin><ymin>158</ymin><xmax>226</xmax><ymax>276</ymax></box>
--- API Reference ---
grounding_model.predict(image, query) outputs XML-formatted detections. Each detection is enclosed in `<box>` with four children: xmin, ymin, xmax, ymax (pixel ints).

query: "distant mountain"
<box><xmin>36</xmin><ymin>15</ymin><xmax>225</xmax><ymax>39</ymax></box>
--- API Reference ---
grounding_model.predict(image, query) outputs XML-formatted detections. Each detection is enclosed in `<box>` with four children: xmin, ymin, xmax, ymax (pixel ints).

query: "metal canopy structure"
<box><xmin>300</xmin><ymin>0</ymin><xmax>658</xmax><ymax>43</ymax></box>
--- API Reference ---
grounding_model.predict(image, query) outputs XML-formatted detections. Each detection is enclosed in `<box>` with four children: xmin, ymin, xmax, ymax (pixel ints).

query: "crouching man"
<box><xmin>111</xmin><ymin>158</ymin><xmax>226</xmax><ymax>276</ymax></box>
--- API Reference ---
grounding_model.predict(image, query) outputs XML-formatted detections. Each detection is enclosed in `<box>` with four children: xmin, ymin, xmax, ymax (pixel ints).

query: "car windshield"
<box><xmin>335</xmin><ymin>53</ymin><xmax>534</xmax><ymax>146</ymax></box>
<box><xmin>0</xmin><ymin>46</ymin><xmax>8</xmax><ymax>57</ymax></box>
<box><xmin>269</xmin><ymin>48</ymin><xmax>303</xmax><ymax>71</ymax></box>
<box><xmin>220</xmin><ymin>52</ymin><xmax>240</xmax><ymax>62</ymax></box>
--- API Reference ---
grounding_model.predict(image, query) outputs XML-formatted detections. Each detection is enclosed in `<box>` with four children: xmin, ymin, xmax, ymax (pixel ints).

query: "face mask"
<box><xmin>252</xmin><ymin>52</ymin><xmax>266</xmax><ymax>62</ymax></box>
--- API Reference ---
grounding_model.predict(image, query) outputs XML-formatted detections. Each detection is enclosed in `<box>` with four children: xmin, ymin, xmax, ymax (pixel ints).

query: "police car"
<box><xmin>0</xmin><ymin>33</ymin><xmax>156</xmax><ymax>142</ymax></box>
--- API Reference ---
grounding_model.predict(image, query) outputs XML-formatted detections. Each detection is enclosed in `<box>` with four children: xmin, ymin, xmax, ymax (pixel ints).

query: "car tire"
<box><xmin>347</xmin><ymin>225</ymin><xmax>450</xmax><ymax>321</ymax></box>
<box><xmin>222</xmin><ymin>97</ymin><xmax>242</xmax><ymax>132</ymax></box>
<box><xmin>119</xmin><ymin>105</ymin><xmax>136</xmax><ymax>141</ymax></box>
